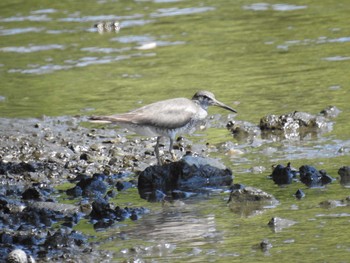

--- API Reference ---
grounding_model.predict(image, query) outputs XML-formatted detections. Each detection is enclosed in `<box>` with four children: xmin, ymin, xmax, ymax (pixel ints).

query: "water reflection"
<box><xmin>150</xmin><ymin>6</ymin><xmax>215</xmax><ymax>17</ymax></box>
<box><xmin>0</xmin><ymin>14</ymin><xmax>51</xmax><ymax>22</ymax></box>
<box><xmin>129</xmin><ymin>203</ymin><xmax>221</xmax><ymax>244</ymax></box>
<box><xmin>242</xmin><ymin>3</ymin><xmax>307</xmax><ymax>12</ymax></box>
<box><xmin>0</xmin><ymin>44</ymin><xmax>64</xmax><ymax>53</ymax></box>
<box><xmin>58</xmin><ymin>13</ymin><xmax>144</xmax><ymax>23</ymax></box>
<box><xmin>0</xmin><ymin>27</ymin><xmax>44</xmax><ymax>36</ymax></box>
<box><xmin>7</xmin><ymin>53</ymin><xmax>155</xmax><ymax>74</ymax></box>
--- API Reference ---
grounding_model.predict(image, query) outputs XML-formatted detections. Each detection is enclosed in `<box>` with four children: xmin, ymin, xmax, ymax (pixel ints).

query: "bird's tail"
<box><xmin>89</xmin><ymin>115</ymin><xmax>114</xmax><ymax>124</ymax></box>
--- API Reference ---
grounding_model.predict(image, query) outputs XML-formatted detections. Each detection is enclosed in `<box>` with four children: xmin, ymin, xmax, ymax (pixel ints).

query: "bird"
<box><xmin>89</xmin><ymin>90</ymin><xmax>237</xmax><ymax>164</ymax></box>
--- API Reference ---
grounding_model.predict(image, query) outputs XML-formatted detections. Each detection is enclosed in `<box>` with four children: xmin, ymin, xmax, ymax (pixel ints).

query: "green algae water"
<box><xmin>1</xmin><ymin>0</ymin><xmax>350</xmax><ymax>262</ymax></box>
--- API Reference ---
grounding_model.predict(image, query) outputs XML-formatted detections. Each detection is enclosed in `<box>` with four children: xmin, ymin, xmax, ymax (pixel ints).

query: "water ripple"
<box><xmin>0</xmin><ymin>27</ymin><xmax>44</xmax><ymax>36</ymax></box>
<box><xmin>0</xmin><ymin>44</ymin><xmax>65</xmax><ymax>53</ymax></box>
<box><xmin>7</xmin><ymin>53</ymin><xmax>156</xmax><ymax>74</ymax></box>
<box><xmin>31</xmin><ymin>9</ymin><xmax>57</xmax><ymax>14</ymax></box>
<box><xmin>322</xmin><ymin>56</ymin><xmax>350</xmax><ymax>61</ymax></box>
<box><xmin>81</xmin><ymin>47</ymin><xmax>131</xmax><ymax>54</ymax></box>
<box><xmin>0</xmin><ymin>15</ymin><xmax>51</xmax><ymax>22</ymax></box>
<box><xmin>150</xmin><ymin>6</ymin><xmax>215</xmax><ymax>17</ymax></box>
<box><xmin>59</xmin><ymin>14</ymin><xmax>143</xmax><ymax>22</ymax></box>
<box><xmin>243</xmin><ymin>3</ymin><xmax>307</xmax><ymax>11</ymax></box>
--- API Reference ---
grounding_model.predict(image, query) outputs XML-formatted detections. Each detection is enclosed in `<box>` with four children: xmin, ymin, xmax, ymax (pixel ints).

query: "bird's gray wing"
<box><xmin>104</xmin><ymin>98</ymin><xmax>203</xmax><ymax>129</ymax></box>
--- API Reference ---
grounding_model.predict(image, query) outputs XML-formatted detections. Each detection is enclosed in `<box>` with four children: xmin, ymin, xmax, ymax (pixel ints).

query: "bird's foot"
<box><xmin>170</xmin><ymin>150</ymin><xmax>177</xmax><ymax>162</ymax></box>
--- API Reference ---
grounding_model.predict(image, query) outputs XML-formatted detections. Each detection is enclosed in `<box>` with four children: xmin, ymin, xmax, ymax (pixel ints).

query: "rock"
<box><xmin>138</xmin><ymin>156</ymin><xmax>233</xmax><ymax>202</ymax></box>
<box><xmin>0</xmin><ymin>161</ymin><xmax>36</xmax><ymax>175</ymax></box>
<box><xmin>270</xmin><ymin>162</ymin><xmax>297</xmax><ymax>185</ymax></box>
<box><xmin>259</xmin><ymin>239</ymin><xmax>273</xmax><ymax>252</ymax></box>
<box><xmin>294</xmin><ymin>189</ymin><xmax>305</xmax><ymax>199</ymax></box>
<box><xmin>319</xmin><ymin>200</ymin><xmax>342</xmax><ymax>209</ymax></box>
<box><xmin>228</xmin><ymin>186</ymin><xmax>276</xmax><ymax>203</ymax></box>
<box><xmin>6</xmin><ymin>248</ymin><xmax>36</xmax><ymax>263</ymax></box>
<box><xmin>228</xmin><ymin>186</ymin><xmax>278</xmax><ymax>217</ymax></box>
<box><xmin>226</xmin><ymin>120</ymin><xmax>261</xmax><ymax>140</ymax></box>
<box><xmin>319</xmin><ymin>105</ymin><xmax>341</xmax><ymax>118</ymax></box>
<box><xmin>299</xmin><ymin>165</ymin><xmax>334</xmax><ymax>187</ymax></box>
<box><xmin>27</xmin><ymin>201</ymin><xmax>80</xmax><ymax>215</ymax></box>
<box><xmin>89</xmin><ymin>197</ymin><xmax>149</xmax><ymax>229</ymax></box>
<box><xmin>338</xmin><ymin>166</ymin><xmax>350</xmax><ymax>187</ymax></box>
<box><xmin>268</xmin><ymin>217</ymin><xmax>297</xmax><ymax>232</ymax></box>
<box><xmin>67</xmin><ymin>173</ymin><xmax>107</xmax><ymax>197</ymax></box>
<box><xmin>21</xmin><ymin>188</ymin><xmax>42</xmax><ymax>201</ymax></box>
<box><xmin>259</xmin><ymin>110</ymin><xmax>333</xmax><ymax>139</ymax></box>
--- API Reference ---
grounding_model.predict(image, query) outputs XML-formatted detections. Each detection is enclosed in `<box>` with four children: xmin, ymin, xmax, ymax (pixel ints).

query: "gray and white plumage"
<box><xmin>90</xmin><ymin>90</ymin><xmax>236</xmax><ymax>164</ymax></box>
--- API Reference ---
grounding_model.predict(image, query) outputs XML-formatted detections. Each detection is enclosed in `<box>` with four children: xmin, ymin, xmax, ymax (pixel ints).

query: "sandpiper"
<box><xmin>90</xmin><ymin>90</ymin><xmax>237</xmax><ymax>164</ymax></box>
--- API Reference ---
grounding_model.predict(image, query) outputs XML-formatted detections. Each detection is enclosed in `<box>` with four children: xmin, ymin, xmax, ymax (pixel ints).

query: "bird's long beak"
<box><xmin>213</xmin><ymin>100</ymin><xmax>237</xmax><ymax>113</ymax></box>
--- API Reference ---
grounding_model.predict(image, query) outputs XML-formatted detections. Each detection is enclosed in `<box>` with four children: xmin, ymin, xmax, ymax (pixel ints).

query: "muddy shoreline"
<box><xmin>0</xmin><ymin>107</ymin><xmax>346</xmax><ymax>262</ymax></box>
<box><xmin>1</xmin><ymin>115</ymin><xmax>234</xmax><ymax>262</ymax></box>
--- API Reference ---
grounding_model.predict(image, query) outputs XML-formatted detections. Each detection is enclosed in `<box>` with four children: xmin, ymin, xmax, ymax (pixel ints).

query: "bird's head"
<box><xmin>192</xmin><ymin>90</ymin><xmax>237</xmax><ymax>113</ymax></box>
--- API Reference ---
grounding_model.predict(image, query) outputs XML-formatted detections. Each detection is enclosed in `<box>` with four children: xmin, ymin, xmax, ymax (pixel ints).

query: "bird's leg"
<box><xmin>169</xmin><ymin>138</ymin><xmax>177</xmax><ymax>161</ymax></box>
<box><xmin>155</xmin><ymin>136</ymin><xmax>162</xmax><ymax>165</ymax></box>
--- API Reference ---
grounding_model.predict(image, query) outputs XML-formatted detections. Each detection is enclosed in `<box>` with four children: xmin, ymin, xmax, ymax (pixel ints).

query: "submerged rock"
<box><xmin>227</xmin><ymin>107</ymin><xmax>338</xmax><ymax>141</ymax></box>
<box><xmin>226</xmin><ymin>120</ymin><xmax>261</xmax><ymax>140</ymax></box>
<box><xmin>228</xmin><ymin>186</ymin><xmax>276</xmax><ymax>203</ymax></box>
<box><xmin>319</xmin><ymin>105</ymin><xmax>341</xmax><ymax>118</ymax></box>
<box><xmin>137</xmin><ymin>156</ymin><xmax>233</xmax><ymax>202</ymax></box>
<box><xmin>228</xmin><ymin>185</ymin><xmax>278</xmax><ymax>217</ymax></box>
<box><xmin>259</xmin><ymin>109</ymin><xmax>335</xmax><ymax>139</ymax></box>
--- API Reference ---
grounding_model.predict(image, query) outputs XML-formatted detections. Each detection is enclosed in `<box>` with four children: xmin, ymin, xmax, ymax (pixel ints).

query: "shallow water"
<box><xmin>1</xmin><ymin>0</ymin><xmax>350</xmax><ymax>262</ymax></box>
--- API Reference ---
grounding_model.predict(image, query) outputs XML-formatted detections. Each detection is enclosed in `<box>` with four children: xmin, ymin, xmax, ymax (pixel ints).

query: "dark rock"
<box><xmin>259</xmin><ymin>239</ymin><xmax>273</xmax><ymax>252</ymax></box>
<box><xmin>116</xmin><ymin>181</ymin><xmax>133</xmax><ymax>191</ymax></box>
<box><xmin>90</xmin><ymin>197</ymin><xmax>116</xmax><ymax>221</ymax></box>
<box><xmin>22</xmin><ymin>188</ymin><xmax>42</xmax><ymax>201</ymax></box>
<box><xmin>67</xmin><ymin>174</ymin><xmax>107</xmax><ymax>197</ymax></box>
<box><xmin>44</xmin><ymin>229</ymin><xmax>87</xmax><ymax>249</ymax></box>
<box><xmin>338</xmin><ymin>166</ymin><xmax>350</xmax><ymax>187</ymax></box>
<box><xmin>294</xmin><ymin>189</ymin><xmax>305</xmax><ymax>199</ymax></box>
<box><xmin>66</xmin><ymin>186</ymin><xmax>83</xmax><ymax>197</ymax></box>
<box><xmin>138</xmin><ymin>156</ymin><xmax>233</xmax><ymax>202</ymax></box>
<box><xmin>1</xmin><ymin>232</ymin><xmax>13</xmax><ymax>244</ymax></box>
<box><xmin>89</xmin><ymin>197</ymin><xmax>149</xmax><ymax>229</ymax></box>
<box><xmin>270</xmin><ymin>162</ymin><xmax>297</xmax><ymax>185</ymax></box>
<box><xmin>299</xmin><ymin>165</ymin><xmax>334</xmax><ymax>187</ymax></box>
<box><xmin>0</xmin><ymin>161</ymin><xmax>36</xmax><ymax>175</ymax></box>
